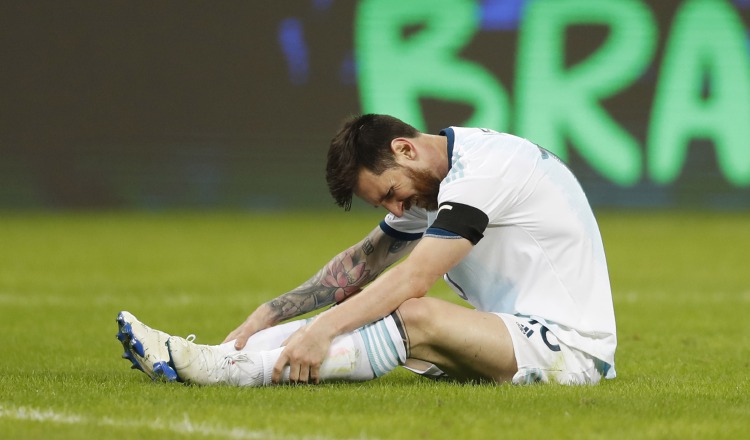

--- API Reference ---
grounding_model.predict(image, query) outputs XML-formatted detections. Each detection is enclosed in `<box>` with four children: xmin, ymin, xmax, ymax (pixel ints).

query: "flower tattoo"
<box><xmin>321</xmin><ymin>253</ymin><xmax>370</xmax><ymax>302</ymax></box>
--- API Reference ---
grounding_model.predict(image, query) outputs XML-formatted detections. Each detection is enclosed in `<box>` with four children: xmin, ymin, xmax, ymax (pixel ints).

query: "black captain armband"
<box><xmin>426</xmin><ymin>202</ymin><xmax>489</xmax><ymax>245</ymax></box>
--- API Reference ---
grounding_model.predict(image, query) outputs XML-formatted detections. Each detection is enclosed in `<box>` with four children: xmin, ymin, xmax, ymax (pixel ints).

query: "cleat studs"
<box><xmin>116</xmin><ymin>314</ymin><xmax>127</xmax><ymax>328</ymax></box>
<box><xmin>131</xmin><ymin>339</ymin><xmax>145</xmax><ymax>357</ymax></box>
<box><xmin>153</xmin><ymin>361</ymin><xmax>178</xmax><ymax>382</ymax></box>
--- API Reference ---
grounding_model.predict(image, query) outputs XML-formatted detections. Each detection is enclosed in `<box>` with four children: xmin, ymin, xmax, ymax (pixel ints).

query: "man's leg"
<box><xmin>117</xmin><ymin>312</ymin><xmax>316</xmax><ymax>382</ymax></box>
<box><xmin>167</xmin><ymin>312</ymin><xmax>407</xmax><ymax>386</ymax></box>
<box><xmin>396</xmin><ymin>297</ymin><xmax>517</xmax><ymax>382</ymax></box>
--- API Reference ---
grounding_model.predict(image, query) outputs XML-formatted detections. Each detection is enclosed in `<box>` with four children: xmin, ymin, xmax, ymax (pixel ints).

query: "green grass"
<box><xmin>0</xmin><ymin>210</ymin><xmax>748</xmax><ymax>439</ymax></box>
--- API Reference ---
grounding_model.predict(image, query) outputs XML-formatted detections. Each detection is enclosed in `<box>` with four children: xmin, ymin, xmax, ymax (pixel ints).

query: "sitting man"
<box><xmin>116</xmin><ymin>114</ymin><xmax>617</xmax><ymax>386</ymax></box>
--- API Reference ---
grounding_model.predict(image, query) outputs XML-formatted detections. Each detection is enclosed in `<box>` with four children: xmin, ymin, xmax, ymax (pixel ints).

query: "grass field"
<box><xmin>0</xmin><ymin>210</ymin><xmax>748</xmax><ymax>439</ymax></box>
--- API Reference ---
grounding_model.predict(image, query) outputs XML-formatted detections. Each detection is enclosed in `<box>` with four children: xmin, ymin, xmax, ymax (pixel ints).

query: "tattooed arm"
<box><xmin>224</xmin><ymin>225</ymin><xmax>418</xmax><ymax>349</ymax></box>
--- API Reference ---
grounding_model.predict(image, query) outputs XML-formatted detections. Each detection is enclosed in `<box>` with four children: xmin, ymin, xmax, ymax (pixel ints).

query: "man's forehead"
<box><xmin>355</xmin><ymin>168</ymin><xmax>393</xmax><ymax>201</ymax></box>
<box><xmin>354</xmin><ymin>168</ymin><xmax>381</xmax><ymax>192</ymax></box>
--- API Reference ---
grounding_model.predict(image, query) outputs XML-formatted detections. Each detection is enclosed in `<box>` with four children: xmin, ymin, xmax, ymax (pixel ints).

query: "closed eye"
<box><xmin>380</xmin><ymin>186</ymin><xmax>394</xmax><ymax>203</ymax></box>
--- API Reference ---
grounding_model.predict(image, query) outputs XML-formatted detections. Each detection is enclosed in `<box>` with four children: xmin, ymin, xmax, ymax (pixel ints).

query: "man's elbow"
<box><xmin>397</xmin><ymin>266</ymin><xmax>440</xmax><ymax>299</ymax></box>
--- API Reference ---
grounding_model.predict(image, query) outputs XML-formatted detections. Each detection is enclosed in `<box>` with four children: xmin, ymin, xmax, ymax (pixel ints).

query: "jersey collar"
<box><xmin>439</xmin><ymin>127</ymin><xmax>455</xmax><ymax>171</ymax></box>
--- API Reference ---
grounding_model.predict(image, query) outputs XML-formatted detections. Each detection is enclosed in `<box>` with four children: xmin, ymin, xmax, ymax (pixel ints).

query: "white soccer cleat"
<box><xmin>116</xmin><ymin>311</ymin><xmax>178</xmax><ymax>382</ymax></box>
<box><xmin>166</xmin><ymin>335</ymin><xmax>264</xmax><ymax>386</ymax></box>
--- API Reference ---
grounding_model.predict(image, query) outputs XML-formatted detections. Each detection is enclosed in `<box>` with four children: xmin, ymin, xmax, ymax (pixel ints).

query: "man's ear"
<box><xmin>390</xmin><ymin>138</ymin><xmax>416</xmax><ymax>160</ymax></box>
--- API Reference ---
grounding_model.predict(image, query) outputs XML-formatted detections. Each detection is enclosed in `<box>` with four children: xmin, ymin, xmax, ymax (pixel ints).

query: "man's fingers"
<box><xmin>272</xmin><ymin>352</ymin><xmax>289</xmax><ymax>384</ymax></box>
<box><xmin>310</xmin><ymin>364</ymin><xmax>320</xmax><ymax>385</ymax></box>
<box><xmin>297</xmin><ymin>365</ymin><xmax>310</xmax><ymax>384</ymax></box>
<box><xmin>289</xmin><ymin>364</ymin><xmax>301</xmax><ymax>384</ymax></box>
<box><xmin>233</xmin><ymin>331</ymin><xmax>250</xmax><ymax>350</ymax></box>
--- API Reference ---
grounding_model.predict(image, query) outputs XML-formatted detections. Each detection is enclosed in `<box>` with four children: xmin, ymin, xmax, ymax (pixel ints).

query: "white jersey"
<box><xmin>380</xmin><ymin>127</ymin><xmax>617</xmax><ymax>376</ymax></box>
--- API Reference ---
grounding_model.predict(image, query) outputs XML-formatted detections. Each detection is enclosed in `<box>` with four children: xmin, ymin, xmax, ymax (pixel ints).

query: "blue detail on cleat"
<box><xmin>130</xmin><ymin>337</ymin><xmax>145</xmax><ymax>357</ymax></box>
<box><xmin>153</xmin><ymin>361</ymin><xmax>178</xmax><ymax>382</ymax></box>
<box><xmin>116</xmin><ymin>311</ymin><xmax>176</xmax><ymax>382</ymax></box>
<box><xmin>116</xmin><ymin>331</ymin><xmax>127</xmax><ymax>343</ymax></box>
<box><xmin>116</xmin><ymin>312</ymin><xmax>148</xmax><ymax>375</ymax></box>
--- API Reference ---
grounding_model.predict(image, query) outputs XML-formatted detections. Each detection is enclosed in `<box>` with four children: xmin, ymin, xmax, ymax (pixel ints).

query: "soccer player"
<box><xmin>117</xmin><ymin>114</ymin><xmax>617</xmax><ymax>386</ymax></box>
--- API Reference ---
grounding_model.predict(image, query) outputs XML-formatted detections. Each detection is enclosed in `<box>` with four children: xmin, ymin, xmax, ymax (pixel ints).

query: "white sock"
<box><xmin>320</xmin><ymin>331</ymin><xmax>374</xmax><ymax>381</ymax></box>
<box><xmin>223</xmin><ymin>317</ymin><xmax>314</xmax><ymax>354</ymax></box>
<box><xmin>355</xmin><ymin>314</ymin><xmax>407</xmax><ymax>377</ymax></box>
<box><xmin>255</xmin><ymin>331</ymin><xmax>374</xmax><ymax>385</ymax></box>
<box><xmin>228</xmin><ymin>315</ymin><xmax>406</xmax><ymax>385</ymax></box>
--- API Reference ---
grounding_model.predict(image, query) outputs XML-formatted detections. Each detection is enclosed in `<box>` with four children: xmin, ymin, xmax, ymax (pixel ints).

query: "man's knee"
<box><xmin>396</xmin><ymin>297</ymin><xmax>441</xmax><ymax>340</ymax></box>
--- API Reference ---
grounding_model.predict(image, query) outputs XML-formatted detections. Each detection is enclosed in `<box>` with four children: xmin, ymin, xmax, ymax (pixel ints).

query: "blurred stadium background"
<box><xmin>1</xmin><ymin>0</ymin><xmax>749</xmax><ymax>211</ymax></box>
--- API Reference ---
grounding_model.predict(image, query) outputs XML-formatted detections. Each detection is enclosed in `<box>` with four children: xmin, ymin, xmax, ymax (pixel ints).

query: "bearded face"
<box><xmin>403</xmin><ymin>166</ymin><xmax>442</xmax><ymax>211</ymax></box>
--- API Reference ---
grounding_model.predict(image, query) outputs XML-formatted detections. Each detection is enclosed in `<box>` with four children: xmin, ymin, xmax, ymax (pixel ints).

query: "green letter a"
<box><xmin>516</xmin><ymin>0</ymin><xmax>656</xmax><ymax>186</ymax></box>
<box><xmin>648</xmin><ymin>0</ymin><xmax>750</xmax><ymax>186</ymax></box>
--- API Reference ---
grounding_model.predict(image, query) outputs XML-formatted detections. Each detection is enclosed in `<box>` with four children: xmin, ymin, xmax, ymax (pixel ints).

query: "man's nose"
<box><xmin>383</xmin><ymin>200</ymin><xmax>404</xmax><ymax>217</ymax></box>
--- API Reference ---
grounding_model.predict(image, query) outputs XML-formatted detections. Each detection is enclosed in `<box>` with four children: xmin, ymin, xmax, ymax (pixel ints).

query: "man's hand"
<box><xmin>223</xmin><ymin>304</ymin><xmax>275</xmax><ymax>350</ymax></box>
<box><xmin>272</xmin><ymin>322</ymin><xmax>334</xmax><ymax>384</ymax></box>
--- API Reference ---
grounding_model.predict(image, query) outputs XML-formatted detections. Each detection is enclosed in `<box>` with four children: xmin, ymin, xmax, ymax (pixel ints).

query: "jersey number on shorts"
<box><xmin>527</xmin><ymin>319</ymin><xmax>561</xmax><ymax>352</ymax></box>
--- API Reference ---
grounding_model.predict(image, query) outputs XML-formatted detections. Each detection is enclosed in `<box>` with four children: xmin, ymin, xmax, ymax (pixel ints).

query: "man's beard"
<box><xmin>403</xmin><ymin>166</ymin><xmax>441</xmax><ymax>211</ymax></box>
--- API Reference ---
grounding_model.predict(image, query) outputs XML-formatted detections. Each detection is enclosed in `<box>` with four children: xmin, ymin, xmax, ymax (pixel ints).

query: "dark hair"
<box><xmin>326</xmin><ymin>114</ymin><xmax>419</xmax><ymax>210</ymax></box>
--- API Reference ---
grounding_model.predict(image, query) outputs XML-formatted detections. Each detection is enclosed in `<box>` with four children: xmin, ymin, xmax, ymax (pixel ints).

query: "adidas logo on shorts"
<box><xmin>516</xmin><ymin>322</ymin><xmax>534</xmax><ymax>338</ymax></box>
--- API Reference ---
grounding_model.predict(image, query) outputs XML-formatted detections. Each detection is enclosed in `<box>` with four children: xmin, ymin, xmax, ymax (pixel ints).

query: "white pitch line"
<box><xmin>0</xmin><ymin>403</ymin><xmax>351</xmax><ymax>440</ymax></box>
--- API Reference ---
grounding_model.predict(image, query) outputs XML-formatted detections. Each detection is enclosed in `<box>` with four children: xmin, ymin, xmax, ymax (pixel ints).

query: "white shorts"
<box><xmin>496</xmin><ymin>313</ymin><xmax>609</xmax><ymax>385</ymax></box>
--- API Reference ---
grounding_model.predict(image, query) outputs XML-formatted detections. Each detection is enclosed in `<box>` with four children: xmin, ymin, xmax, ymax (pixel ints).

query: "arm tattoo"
<box><xmin>267</xmin><ymin>246</ymin><xmax>376</xmax><ymax>322</ymax></box>
<box><xmin>388</xmin><ymin>239</ymin><xmax>408</xmax><ymax>254</ymax></box>
<box><xmin>266</xmin><ymin>229</ymin><xmax>417</xmax><ymax>323</ymax></box>
<box><xmin>362</xmin><ymin>237</ymin><xmax>375</xmax><ymax>255</ymax></box>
